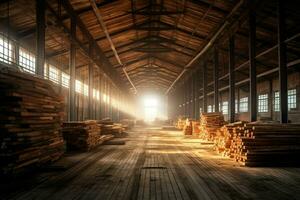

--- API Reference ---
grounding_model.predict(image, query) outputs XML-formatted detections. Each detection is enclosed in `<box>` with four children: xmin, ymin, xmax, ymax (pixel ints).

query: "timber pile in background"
<box><xmin>183</xmin><ymin>119</ymin><xmax>193</xmax><ymax>135</ymax></box>
<box><xmin>199</xmin><ymin>112</ymin><xmax>225</xmax><ymax>141</ymax></box>
<box><xmin>62</xmin><ymin>120</ymin><xmax>113</xmax><ymax>151</ymax></box>
<box><xmin>176</xmin><ymin>118</ymin><xmax>185</xmax><ymax>130</ymax></box>
<box><xmin>97</xmin><ymin>118</ymin><xmax>127</xmax><ymax>137</ymax></box>
<box><xmin>120</xmin><ymin>119</ymin><xmax>135</xmax><ymax>130</ymax></box>
<box><xmin>0</xmin><ymin>66</ymin><xmax>64</xmax><ymax>176</ymax></box>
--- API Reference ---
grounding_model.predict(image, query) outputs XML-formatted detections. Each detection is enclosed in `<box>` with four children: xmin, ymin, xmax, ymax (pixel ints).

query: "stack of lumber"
<box><xmin>0</xmin><ymin>66</ymin><xmax>64</xmax><ymax>176</ymax></box>
<box><xmin>62</xmin><ymin>120</ymin><xmax>110</xmax><ymax>151</ymax></box>
<box><xmin>192</xmin><ymin>121</ymin><xmax>200</xmax><ymax>136</ymax></box>
<box><xmin>230</xmin><ymin>123</ymin><xmax>300</xmax><ymax>167</ymax></box>
<box><xmin>97</xmin><ymin>119</ymin><xmax>126</xmax><ymax>137</ymax></box>
<box><xmin>199</xmin><ymin>112</ymin><xmax>225</xmax><ymax>141</ymax></box>
<box><xmin>214</xmin><ymin>121</ymin><xmax>245</xmax><ymax>156</ymax></box>
<box><xmin>183</xmin><ymin>119</ymin><xmax>193</xmax><ymax>135</ymax></box>
<box><xmin>120</xmin><ymin>119</ymin><xmax>135</xmax><ymax>130</ymax></box>
<box><xmin>176</xmin><ymin>118</ymin><xmax>185</xmax><ymax>130</ymax></box>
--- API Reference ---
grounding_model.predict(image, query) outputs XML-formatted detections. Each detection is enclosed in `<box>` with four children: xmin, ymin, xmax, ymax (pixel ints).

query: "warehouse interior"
<box><xmin>1</xmin><ymin>0</ymin><xmax>300</xmax><ymax>199</ymax></box>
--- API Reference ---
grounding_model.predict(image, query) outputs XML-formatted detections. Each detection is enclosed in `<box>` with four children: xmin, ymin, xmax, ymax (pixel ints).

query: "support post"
<box><xmin>203</xmin><ymin>62</ymin><xmax>207</xmax><ymax>113</ymax></box>
<box><xmin>229</xmin><ymin>36</ymin><xmax>235</xmax><ymax>123</ymax></box>
<box><xmin>69</xmin><ymin>17</ymin><xmax>76</xmax><ymax>121</ymax></box>
<box><xmin>249</xmin><ymin>1</ymin><xmax>257</xmax><ymax>122</ymax></box>
<box><xmin>214</xmin><ymin>47</ymin><xmax>219</xmax><ymax>112</ymax></box>
<box><xmin>36</xmin><ymin>0</ymin><xmax>45</xmax><ymax>76</ymax></box>
<box><xmin>278</xmin><ymin>0</ymin><xmax>288</xmax><ymax>123</ymax></box>
<box><xmin>88</xmin><ymin>43</ymin><xmax>94</xmax><ymax>119</ymax></box>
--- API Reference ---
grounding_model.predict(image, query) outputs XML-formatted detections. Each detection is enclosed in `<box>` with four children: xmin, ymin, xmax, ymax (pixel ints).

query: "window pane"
<box><xmin>49</xmin><ymin>65</ymin><xmax>59</xmax><ymax>84</ymax></box>
<box><xmin>222</xmin><ymin>101</ymin><xmax>228</xmax><ymax>114</ymax></box>
<box><xmin>258</xmin><ymin>94</ymin><xmax>268</xmax><ymax>113</ymax></box>
<box><xmin>0</xmin><ymin>33</ymin><xmax>14</xmax><ymax>64</ymax></box>
<box><xmin>274</xmin><ymin>91</ymin><xmax>280</xmax><ymax>112</ymax></box>
<box><xmin>62</xmin><ymin>72</ymin><xmax>70</xmax><ymax>88</ymax></box>
<box><xmin>19</xmin><ymin>47</ymin><xmax>36</xmax><ymax>73</ymax></box>
<box><xmin>239</xmin><ymin>97</ymin><xmax>248</xmax><ymax>112</ymax></box>
<box><xmin>288</xmin><ymin>89</ymin><xmax>297</xmax><ymax>111</ymax></box>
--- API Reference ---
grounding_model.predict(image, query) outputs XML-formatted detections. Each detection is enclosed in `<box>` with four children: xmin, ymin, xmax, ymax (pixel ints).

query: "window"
<box><xmin>0</xmin><ymin>34</ymin><xmax>14</xmax><ymax>64</ymax></box>
<box><xmin>258</xmin><ymin>94</ymin><xmax>268</xmax><ymax>112</ymax></box>
<box><xmin>235</xmin><ymin>99</ymin><xmax>238</xmax><ymax>113</ymax></box>
<box><xmin>103</xmin><ymin>94</ymin><xmax>108</xmax><ymax>103</ymax></box>
<box><xmin>274</xmin><ymin>91</ymin><xmax>280</xmax><ymax>112</ymax></box>
<box><xmin>83</xmin><ymin>84</ymin><xmax>89</xmax><ymax>96</ymax></box>
<box><xmin>222</xmin><ymin>101</ymin><xmax>228</xmax><ymax>114</ymax></box>
<box><xmin>62</xmin><ymin>72</ymin><xmax>70</xmax><ymax>88</ymax></box>
<box><xmin>288</xmin><ymin>89</ymin><xmax>297</xmax><ymax>111</ymax></box>
<box><xmin>208</xmin><ymin>105</ymin><xmax>212</xmax><ymax>113</ymax></box>
<box><xmin>19</xmin><ymin>47</ymin><xmax>36</xmax><ymax>73</ymax></box>
<box><xmin>49</xmin><ymin>65</ymin><xmax>59</xmax><ymax>84</ymax></box>
<box><xmin>273</xmin><ymin>89</ymin><xmax>297</xmax><ymax>112</ymax></box>
<box><xmin>239</xmin><ymin>97</ymin><xmax>248</xmax><ymax>112</ymax></box>
<box><xmin>93</xmin><ymin>89</ymin><xmax>99</xmax><ymax>100</ymax></box>
<box><xmin>75</xmin><ymin>80</ymin><xmax>83</xmax><ymax>94</ymax></box>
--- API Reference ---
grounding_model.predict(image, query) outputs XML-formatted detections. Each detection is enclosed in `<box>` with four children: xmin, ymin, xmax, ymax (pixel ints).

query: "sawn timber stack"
<box><xmin>0</xmin><ymin>66</ymin><xmax>65</xmax><ymax>176</ymax></box>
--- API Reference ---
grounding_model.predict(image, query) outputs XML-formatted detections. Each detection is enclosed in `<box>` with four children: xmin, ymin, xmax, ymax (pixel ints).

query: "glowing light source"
<box><xmin>143</xmin><ymin>96</ymin><xmax>159</xmax><ymax>122</ymax></box>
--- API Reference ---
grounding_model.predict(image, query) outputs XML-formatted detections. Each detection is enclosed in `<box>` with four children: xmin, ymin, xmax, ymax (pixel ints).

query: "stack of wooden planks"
<box><xmin>62</xmin><ymin>120</ymin><xmax>112</xmax><ymax>151</ymax></box>
<box><xmin>192</xmin><ymin>121</ymin><xmax>200</xmax><ymax>136</ymax></box>
<box><xmin>234</xmin><ymin>123</ymin><xmax>300</xmax><ymax>167</ymax></box>
<box><xmin>176</xmin><ymin>118</ymin><xmax>185</xmax><ymax>130</ymax></box>
<box><xmin>214</xmin><ymin>121</ymin><xmax>245</xmax><ymax>156</ymax></box>
<box><xmin>0</xmin><ymin>66</ymin><xmax>65</xmax><ymax>176</ymax></box>
<box><xmin>183</xmin><ymin>119</ymin><xmax>193</xmax><ymax>135</ymax></box>
<box><xmin>120</xmin><ymin>119</ymin><xmax>135</xmax><ymax>130</ymax></box>
<box><xmin>97</xmin><ymin>119</ymin><xmax>126</xmax><ymax>137</ymax></box>
<box><xmin>199</xmin><ymin>112</ymin><xmax>225</xmax><ymax>141</ymax></box>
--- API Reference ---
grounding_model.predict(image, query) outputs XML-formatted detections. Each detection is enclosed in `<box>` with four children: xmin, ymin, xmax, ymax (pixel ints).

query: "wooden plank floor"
<box><xmin>2</xmin><ymin>126</ymin><xmax>300</xmax><ymax>200</ymax></box>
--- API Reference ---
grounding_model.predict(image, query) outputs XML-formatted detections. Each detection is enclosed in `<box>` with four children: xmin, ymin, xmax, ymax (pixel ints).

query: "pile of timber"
<box><xmin>0</xmin><ymin>66</ymin><xmax>64</xmax><ymax>176</ymax></box>
<box><xmin>192</xmin><ymin>121</ymin><xmax>200</xmax><ymax>136</ymax></box>
<box><xmin>199</xmin><ymin>112</ymin><xmax>225</xmax><ymax>141</ymax></box>
<box><xmin>62</xmin><ymin>120</ymin><xmax>112</xmax><ymax>151</ymax></box>
<box><xmin>120</xmin><ymin>119</ymin><xmax>135</xmax><ymax>130</ymax></box>
<box><xmin>183</xmin><ymin>119</ymin><xmax>193</xmax><ymax>135</ymax></box>
<box><xmin>176</xmin><ymin>118</ymin><xmax>185</xmax><ymax>130</ymax></box>
<box><xmin>97</xmin><ymin>119</ymin><xmax>126</xmax><ymax>137</ymax></box>
<box><xmin>233</xmin><ymin>123</ymin><xmax>300</xmax><ymax>167</ymax></box>
<box><xmin>214</xmin><ymin>121</ymin><xmax>246</xmax><ymax>156</ymax></box>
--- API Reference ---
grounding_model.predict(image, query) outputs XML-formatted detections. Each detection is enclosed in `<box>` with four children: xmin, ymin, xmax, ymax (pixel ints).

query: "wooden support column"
<box><xmin>190</xmin><ymin>77</ymin><xmax>193</xmax><ymax>118</ymax></box>
<box><xmin>181</xmin><ymin>85</ymin><xmax>184</xmax><ymax>116</ymax></box>
<box><xmin>203</xmin><ymin>62</ymin><xmax>207</xmax><ymax>113</ymax></box>
<box><xmin>214</xmin><ymin>47</ymin><xmax>219</xmax><ymax>112</ymax></box>
<box><xmin>36</xmin><ymin>0</ymin><xmax>45</xmax><ymax>76</ymax></box>
<box><xmin>249</xmin><ymin>3</ymin><xmax>257</xmax><ymax>122</ymax></box>
<box><xmin>88</xmin><ymin>44</ymin><xmax>94</xmax><ymax>119</ymax></box>
<box><xmin>278</xmin><ymin>0</ymin><xmax>288</xmax><ymax>123</ymax></box>
<box><xmin>193</xmin><ymin>74</ymin><xmax>197</xmax><ymax>118</ymax></box>
<box><xmin>69</xmin><ymin>17</ymin><xmax>76</xmax><ymax>121</ymax></box>
<box><xmin>194</xmin><ymin>71</ymin><xmax>198</xmax><ymax>118</ymax></box>
<box><xmin>184</xmin><ymin>81</ymin><xmax>187</xmax><ymax>116</ymax></box>
<box><xmin>229</xmin><ymin>36</ymin><xmax>235</xmax><ymax>123</ymax></box>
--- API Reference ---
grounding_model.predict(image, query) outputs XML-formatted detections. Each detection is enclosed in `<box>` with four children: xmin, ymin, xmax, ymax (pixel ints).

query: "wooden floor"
<box><xmin>2</xmin><ymin>126</ymin><xmax>300</xmax><ymax>200</ymax></box>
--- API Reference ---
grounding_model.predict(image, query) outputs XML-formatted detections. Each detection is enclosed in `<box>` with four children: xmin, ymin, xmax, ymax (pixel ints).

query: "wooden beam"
<box><xmin>203</xmin><ymin>62</ymin><xmax>207</xmax><ymax>113</ymax></box>
<box><xmin>36</xmin><ymin>0</ymin><xmax>45</xmax><ymax>76</ymax></box>
<box><xmin>229</xmin><ymin>35</ymin><xmax>235</xmax><ymax>123</ymax></box>
<box><xmin>278</xmin><ymin>0</ymin><xmax>288</xmax><ymax>123</ymax></box>
<box><xmin>214</xmin><ymin>47</ymin><xmax>219</xmax><ymax>112</ymax></box>
<box><xmin>69</xmin><ymin>17</ymin><xmax>76</xmax><ymax>121</ymax></box>
<box><xmin>249</xmin><ymin>4</ymin><xmax>257</xmax><ymax>122</ymax></box>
